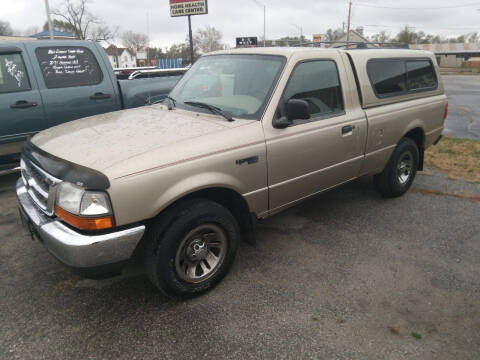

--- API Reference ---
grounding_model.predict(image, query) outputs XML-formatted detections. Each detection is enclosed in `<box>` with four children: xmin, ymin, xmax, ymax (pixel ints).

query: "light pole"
<box><xmin>252</xmin><ymin>0</ymin><xmax>266</xmax><ymax>47</ymax></box>
<box><xmin>347</xmin><ymin>0</ymin><xmax>352</xmax><ymax>44</ymax></box>
<box><xmin>44</xmin><ymin>0</ymin><xmax>54</xmax><ymax>40</ymax></box>
<box><xmin>291</xmin><ymin>23</ymin><xmax>303</xmax><ymax>43</ymax></box>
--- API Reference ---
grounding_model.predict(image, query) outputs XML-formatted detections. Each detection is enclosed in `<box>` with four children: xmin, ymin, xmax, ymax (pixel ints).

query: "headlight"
<box><xmin>55</xmin><ymin>182</ymin><xmax>114</xmax><ymax>231</ymax></box>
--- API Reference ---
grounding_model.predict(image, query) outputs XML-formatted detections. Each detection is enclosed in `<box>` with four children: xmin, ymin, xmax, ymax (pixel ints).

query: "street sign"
<box><xmin>313</xmin><ymin>34</ymin><xmax>322</xmax><ymax>43</ymax></box>
<box><xmin>236</xmin><ymin>37</ymin><xmax>258</xmax><ymax>48</ymax></box>
<box><xmin>136</xmin><ymin>51</ymin><xmax>147</xmax><ymax>60</ymax></box>
<box><xmin>170</xmin><ymin>0</ymin><xmax>208</xmax><ymax>17</ymax></box>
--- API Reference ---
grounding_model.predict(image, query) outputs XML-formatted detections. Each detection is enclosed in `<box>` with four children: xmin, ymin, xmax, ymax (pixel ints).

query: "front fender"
<box><xmin>151</xmin><ymin>171</ymin><xmax>245</xmax><ymax>218</ymax></box>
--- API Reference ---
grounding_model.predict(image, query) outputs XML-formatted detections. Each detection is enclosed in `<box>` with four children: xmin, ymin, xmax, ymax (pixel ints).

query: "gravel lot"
<box><xmin>443</xmin><ymin>75</ymin><xmax>480</xmax><ymax>140</ymax></box>
<box><xmin>1</xmin><ymin>169</ymin><xmax>479</xmax><ymax>360</ymax></box>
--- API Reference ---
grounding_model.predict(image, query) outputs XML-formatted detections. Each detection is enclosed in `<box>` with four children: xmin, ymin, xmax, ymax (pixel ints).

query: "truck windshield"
<box><xmin>169</xmin><ymin>54</ymin><xmax>286</xmax><ymax>120</ymax></box>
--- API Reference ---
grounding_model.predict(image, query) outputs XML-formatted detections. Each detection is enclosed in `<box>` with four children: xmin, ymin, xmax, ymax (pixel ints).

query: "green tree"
<box><xmin>324</xmin><ymin>28</ymin><xmax>345</xmax><ymax>42</ymax></box>
<box><xmin>43</xmin><ymin>19</ymin><xmax>76</xmax><ymax>34</ymax></box>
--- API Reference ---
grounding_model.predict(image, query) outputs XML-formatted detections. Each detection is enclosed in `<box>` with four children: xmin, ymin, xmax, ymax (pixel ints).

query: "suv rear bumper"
<box><xmin>16</xmin><ymin>178</ymin><xmax>145</xmax><ymax>275</ymax></box>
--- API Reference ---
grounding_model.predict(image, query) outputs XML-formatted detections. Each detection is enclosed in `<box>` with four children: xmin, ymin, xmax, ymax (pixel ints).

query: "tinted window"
<box><xmin>406</xmin><ymin>60</ymin><xmax>437</xmax><ymax>90</ymax></box>
<box><xmin>284</xmin><ymin>60</ymin><xmax>344</xmax><ymax>117</ymax></box>
<box><xmin>0</xmin><ymin>53</ymin><xmax>31</xmax><ymax>93</ymax></box>
<box><xmin>368</xmin><ymin>60</ymin><xmax>407</xmax><ymax>96</ymax></box>
<box><xmin>35</xmin><ymin>46</ymin><xmax>103</xmax><ymax>89</ymax></box>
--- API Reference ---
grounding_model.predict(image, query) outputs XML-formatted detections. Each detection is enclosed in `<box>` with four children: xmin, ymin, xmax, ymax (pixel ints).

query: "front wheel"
<box><xmin>144</xmin><ymin>199</ymin><xmax>240</xmax><ymax>298</ymax></box>
<box><xmin>374</xmin><ymin>137</ymin><xmax>419</xmax><ymax>198</ymax></box>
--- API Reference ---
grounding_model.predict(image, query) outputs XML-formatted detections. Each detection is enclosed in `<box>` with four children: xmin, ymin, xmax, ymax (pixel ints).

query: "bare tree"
<box><xmin>121</xmin><ymin>31</ymin><xmax>149</xmax><ymax>51</ymax></box>
<box><xmin>0</xmin><ymin>20</ymin><xmax>14</xmax><ymax>36</ymax></box>
<box><xmin>371</xmin><ymin>31</ymin><xmax>390</xmax><ymax>44</ymax></box>
<box><xmin>51</xmin><ymin>0</ymin><xmax>98</xmax><ymax>40</ymax></box>
<box><xmin>91</xmin><ymin>25</ymin><xmax>118</xmax><ymax>43</ymax></box>
<box><xmin>193</xmin><ymin>26</ymin><xmax>224</xmax><ymax>54</ymax></box>
<box><xmin>468</xmin><ymin>32</ymin><xmax>479</xmax><ymax>43</ymax></box>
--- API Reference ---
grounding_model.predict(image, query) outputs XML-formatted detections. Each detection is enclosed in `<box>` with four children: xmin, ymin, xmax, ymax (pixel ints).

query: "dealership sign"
<box><xmin>170</xmin><ymin>0</ymin><xmax>208</xmax><ymax>17</ymax></box>
<box><xmin>236</xmin><ymin>37</ymin><xmax>258</xmax><ymax>48</ymax></box>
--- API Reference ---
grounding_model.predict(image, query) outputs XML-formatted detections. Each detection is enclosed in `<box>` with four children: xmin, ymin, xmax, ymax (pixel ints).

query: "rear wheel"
<box><xmin>374</xmin><ymin>137</ymin><xmax>419</xmax><ymax>198</ymax></box>
<box><xmin>144</xmin><ymin>199</ymin><xmax>239</xmax><ymax>298</ymax></box>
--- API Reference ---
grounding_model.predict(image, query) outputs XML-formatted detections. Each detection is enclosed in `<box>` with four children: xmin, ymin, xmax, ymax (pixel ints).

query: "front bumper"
<box><xmin>16</xmin><ymin>178</ymin><xmax>145</xmax><ymax>273</ymax></box>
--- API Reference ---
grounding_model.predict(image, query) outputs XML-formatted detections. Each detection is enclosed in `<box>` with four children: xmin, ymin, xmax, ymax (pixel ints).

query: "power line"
<box><xmin>355</xmin><ymin>24</ymin><xmax>480</xmax><ymax>31</ymax></box>
<box><xmin>354</xmin><ymin>1</ymin><xmax>480</xmax><ymax>10</ymax></box>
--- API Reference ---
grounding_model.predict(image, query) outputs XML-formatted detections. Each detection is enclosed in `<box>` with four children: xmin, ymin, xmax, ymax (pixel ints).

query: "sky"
<box><xmin>3</xmin><ymin>0</ymin><xmax>480</xmax><ymax>48</ymax></box>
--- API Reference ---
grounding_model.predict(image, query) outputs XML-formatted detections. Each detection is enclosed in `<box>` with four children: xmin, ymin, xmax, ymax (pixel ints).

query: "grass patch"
<box><xmin>425</xmin><ymin>137</ymin><xmax>480</xmax><ymax>183</ymax></box>
<box><xmin>411</xmin><ymin>332</ymin><xmax>422</xmax><ymax>340</ymax></box>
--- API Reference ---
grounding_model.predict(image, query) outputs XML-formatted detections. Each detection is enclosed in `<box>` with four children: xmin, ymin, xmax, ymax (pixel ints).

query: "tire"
<box><xmin>144</xmin><ymin>198</ymin><xmax>240</xmax><ymax>298</ymax></box>
<box><xmin>374</xmin><ymin>137</ymin><xmax>419</xmax><ymax>198</ymax></box>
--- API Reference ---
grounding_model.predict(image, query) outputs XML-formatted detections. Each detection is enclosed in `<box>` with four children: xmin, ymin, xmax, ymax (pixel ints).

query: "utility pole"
<box><xmin>291</xmin><ymin>23</ymin><xmax>303</xmax><ymax>43</ymax></box>
<box><xmin>44</xmin><ymin>0</ymin><xmax>54</xmax><ymax>40</ymax></box>
<box><xmin>146</xmin><ymin>11</ymin><xmax>150</xmax><ymax>67</ymax></box>
<box><xmin>188</xmin><ymin>15</ymin><xmax>194</xmax><ymax>65</ymax></box>
<box><xmin>263</xmin><ymin>4</ymin><xmax>266</xmax><ymax>47</ymax></box>
<box><xmin>346</xmin><ymin>0</ymin><xmax>352</xmax><ymax>44</ymax></box>
<box><xmin>252</xmin><ymin>0</ymin><xmax>266</xmax><ymax>47</ymax></box>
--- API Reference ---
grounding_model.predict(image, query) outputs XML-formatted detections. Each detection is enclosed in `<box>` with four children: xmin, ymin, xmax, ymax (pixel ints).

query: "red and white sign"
<box><xmin>313</xmin><ymin>34</ymin><xmax>322</xmax><ymax>43</ymax></box>
<box><xmin>170</xmin><ymin>0</ymin><xmax>208</xmax><ymax>17</ymax></box>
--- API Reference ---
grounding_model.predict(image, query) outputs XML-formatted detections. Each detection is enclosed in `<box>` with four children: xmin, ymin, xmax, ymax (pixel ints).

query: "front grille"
<box><xmin>21</xmin><ymin>158</ymin><xmax>61</xmax><ymax>216</ymax></box>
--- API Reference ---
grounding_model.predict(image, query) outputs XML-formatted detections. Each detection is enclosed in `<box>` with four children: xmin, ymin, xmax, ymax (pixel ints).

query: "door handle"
<box><xmin>90</xmin><ymin>92</ymin><xmax>111</xmax><ymax>100</ymax></box>
<box><xmin>342</xmin><ymin>125</ymin><xmax>355</xmax><ymax>135</ymax></box>
<box><xmin>10</xmin><ymin>100</ymin><xmax>38</xmax><ymax>109</ymax></box>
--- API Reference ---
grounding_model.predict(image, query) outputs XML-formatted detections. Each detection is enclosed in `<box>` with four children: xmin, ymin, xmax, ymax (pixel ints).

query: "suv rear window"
<box><xmin>367</xmin><ymin>58</ymin><xmax>437</xmax><ymax>98</ymax></box>
<box><xmin>35</xmin><ymin>46</ymin><xmax>103</xmax><ymax>89</ymax></box>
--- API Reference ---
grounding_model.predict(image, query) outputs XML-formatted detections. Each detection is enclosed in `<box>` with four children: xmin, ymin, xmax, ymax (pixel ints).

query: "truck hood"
<box><xmin>31</xmin><ymin>105</ymin><xmax>255</xmax><ymax>175</ymax></box>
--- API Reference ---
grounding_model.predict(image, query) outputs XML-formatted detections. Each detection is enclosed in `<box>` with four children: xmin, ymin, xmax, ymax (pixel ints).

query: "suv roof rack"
<box><xmin>291</xmin><ymin>41</ymin><xmax>410</xmax><ymax>49</ymax></box>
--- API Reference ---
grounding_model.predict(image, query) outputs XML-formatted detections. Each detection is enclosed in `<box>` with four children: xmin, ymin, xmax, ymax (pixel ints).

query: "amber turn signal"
<box><xmin>55</xmin><ymin>205</ymin><xmax>114</xmax><ymax>231</ymax></box>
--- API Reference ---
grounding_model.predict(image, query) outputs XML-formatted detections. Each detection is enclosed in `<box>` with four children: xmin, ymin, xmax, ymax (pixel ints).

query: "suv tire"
<box><xmin>374</xmin><ymin>137</ymin><xmax>419</xmax><ymax>198</ymax></box>
<box><xmin>145</xmin><ymin>198</ymin><xmax>240</xmax><ymax>298</ymax></box>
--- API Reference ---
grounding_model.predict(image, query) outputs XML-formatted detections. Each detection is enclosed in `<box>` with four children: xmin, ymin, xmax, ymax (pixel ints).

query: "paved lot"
<box><xmin>443</xmin><ymin>75</ymin><xmax>480</xmax><ymax>139</ymax></box>
<box><xmin>1</xmin><ymin>170</ymin><xmax>479</xmax><ymax>360</ymax></box>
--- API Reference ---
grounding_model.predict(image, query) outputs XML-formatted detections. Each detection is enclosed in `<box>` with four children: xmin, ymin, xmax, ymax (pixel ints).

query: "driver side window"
<box><xmin>283</xmin><ymin>60</ymin><xmax>344</xmax><ymax>120</ymax></box>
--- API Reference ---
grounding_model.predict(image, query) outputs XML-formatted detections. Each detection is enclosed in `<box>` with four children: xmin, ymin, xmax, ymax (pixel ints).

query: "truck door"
<box><xmin>24</xmin><ymin>41</ymin><xmax>120</xmax><ymax>128</ymax></box>
<box><xmin>0</xmin><ymin>45</ymin><xmax>45</xmax><ymax>160</ymax></box>
<box><xmin>264</xmin><ymin>55</ymin><xmax>366</xmax><ymax>212</ymax></box>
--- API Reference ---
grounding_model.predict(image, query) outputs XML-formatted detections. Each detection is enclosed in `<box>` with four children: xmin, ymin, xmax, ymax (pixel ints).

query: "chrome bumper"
<box><xmin>16</xmin><ymin>178</ymin><xmax>145</xmax><ymax>269</ymax></box>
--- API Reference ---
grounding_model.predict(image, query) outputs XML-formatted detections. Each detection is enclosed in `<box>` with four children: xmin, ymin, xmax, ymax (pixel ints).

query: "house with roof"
<box><xmin>30</xmin><ymin>30</ymin><xmax>76</xmax><ymax>40</ymax></box>
<box><xmin>104</xmin><ymin>45</ymin><xmax>137</xmax><ymax>69</ymax></box>
<box><xmin>329</xmin><ymin>30</ymin><xmax>378</xmax><ymax>48</ymax></box>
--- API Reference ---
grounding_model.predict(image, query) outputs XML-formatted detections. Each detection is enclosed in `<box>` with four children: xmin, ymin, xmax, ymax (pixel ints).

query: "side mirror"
<box><xmin>286</xmin><ymin>99</ymin><xmax>310</xmax><ymax>121</ymax></box>
<box><xmin>273</xmin><ymin>99</ymin><xmax>310</xmax><ymax>129</ymax></box>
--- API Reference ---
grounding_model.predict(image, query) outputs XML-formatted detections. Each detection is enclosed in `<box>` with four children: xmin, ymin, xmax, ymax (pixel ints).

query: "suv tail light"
<box><xmin>443</xmin><ymin>102</ymin><xmax>449</xmax><ymax>120</ymax></box>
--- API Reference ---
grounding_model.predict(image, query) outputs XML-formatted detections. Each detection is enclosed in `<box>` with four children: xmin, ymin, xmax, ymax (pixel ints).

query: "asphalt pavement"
<box><xmin>443</xmin><ymin>75</ymin><xmax>480</xmax><ymax>139</ymax></box>
<box><xmin>1</xmin><ymin>169</ymin><xmax>479</xmax><ymax>360</ymax></box>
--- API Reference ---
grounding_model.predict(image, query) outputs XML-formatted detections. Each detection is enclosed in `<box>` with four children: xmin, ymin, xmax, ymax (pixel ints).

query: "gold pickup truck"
<box><xmin>17</xmin><ymin>47</ymin><xmax>448</xmax><ymax>297</ymax></box>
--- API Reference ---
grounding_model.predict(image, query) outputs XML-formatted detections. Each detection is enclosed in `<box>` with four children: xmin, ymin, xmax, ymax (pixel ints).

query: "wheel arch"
<box><xmin>403</xmin><ymin>127</ymin><xmax>425</xmax><ymax>170</ymax></box>
<box><xmin>153</xmin><ymin>185</ymin><xmax>256</xmax><ymax>246</ymax></box>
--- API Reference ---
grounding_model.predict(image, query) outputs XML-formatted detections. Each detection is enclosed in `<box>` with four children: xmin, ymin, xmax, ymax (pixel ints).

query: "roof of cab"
<box><xmin>207</xmin><ymin>47</ymin><xmax>433</xmax><ymax>60</ymax></box>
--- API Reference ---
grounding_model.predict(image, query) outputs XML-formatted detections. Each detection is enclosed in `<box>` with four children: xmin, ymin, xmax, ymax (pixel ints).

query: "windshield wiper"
<box><xmin>184</xmin><ymin>101</ymin><xmax>234</xmax><ymax>122</ymax></box>
<box><xmin>152</xmin><ymin>95</ymin><xmax>176</xmax><ymax>110</ymax></box>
